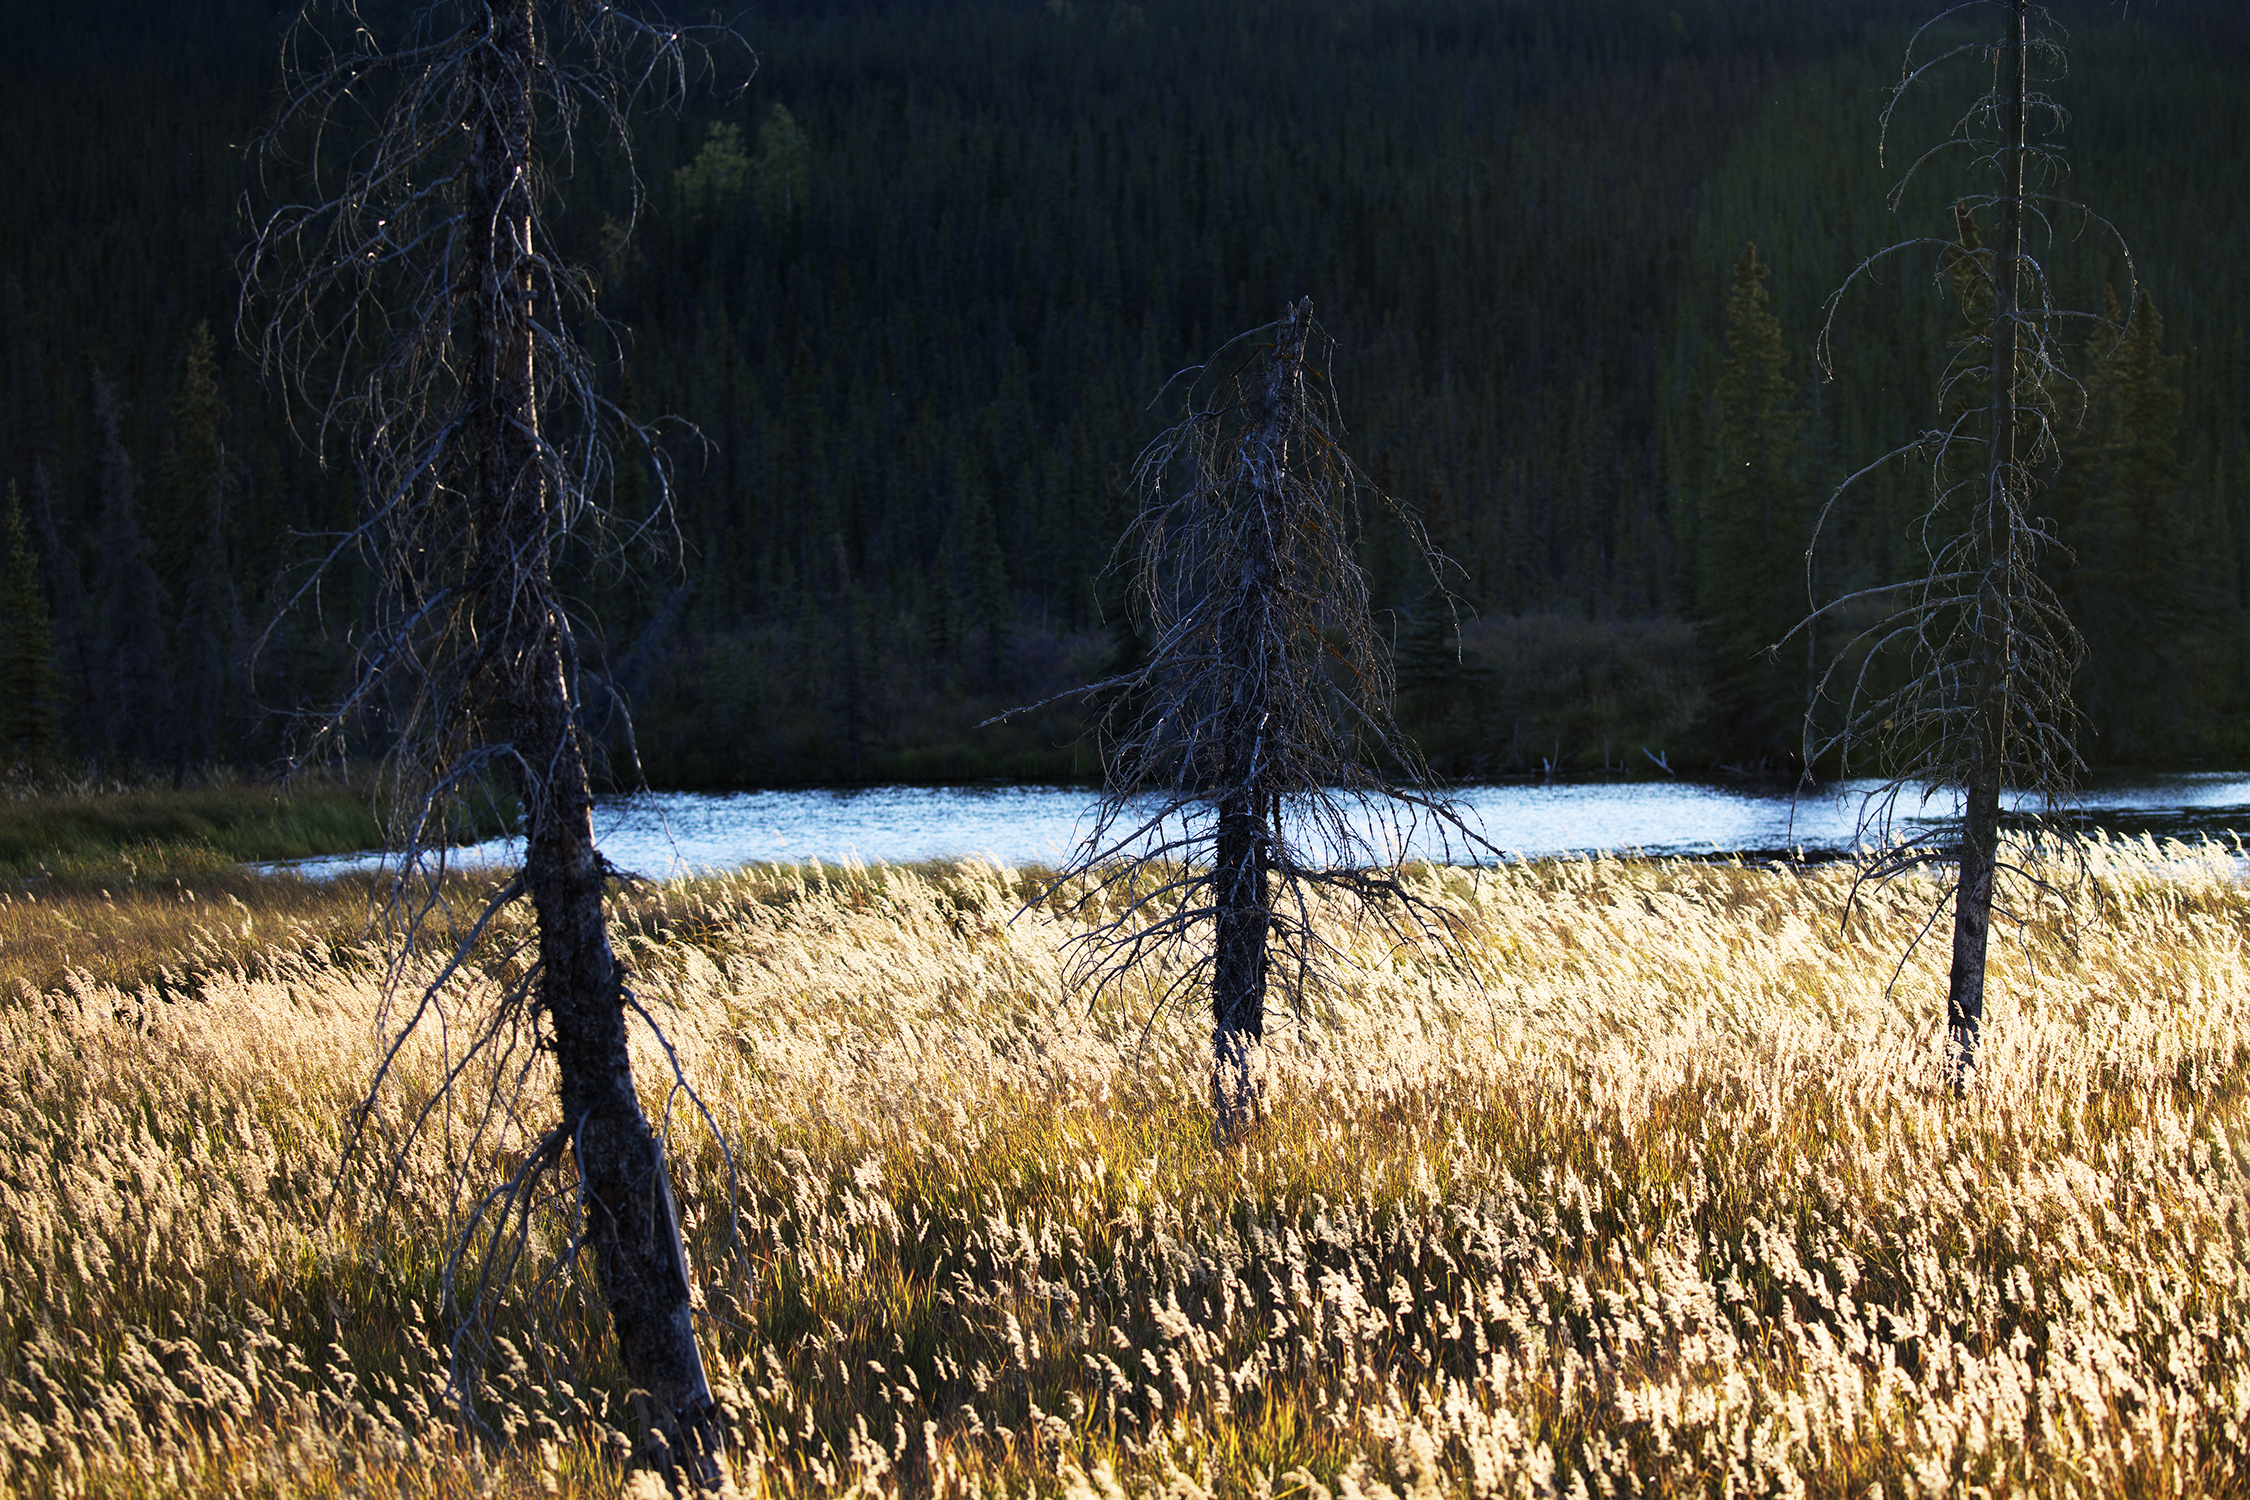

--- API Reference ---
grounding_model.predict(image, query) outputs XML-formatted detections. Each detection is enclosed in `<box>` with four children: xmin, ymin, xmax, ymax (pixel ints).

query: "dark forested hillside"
<box><xmin>1664</xmin><ymin>9</ymin><xmax>2250</xmax><ymax>768</ymax></box>
<box><xmin>1</xmin><ymin>0</ymin><xmax>2242</xmax><ymax>784</ymax></box>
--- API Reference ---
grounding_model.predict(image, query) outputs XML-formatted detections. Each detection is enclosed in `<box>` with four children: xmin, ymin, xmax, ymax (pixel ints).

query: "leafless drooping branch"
<box><xmin>240</xmin><ymin>0</ymin><xmax>739</xmax><ymax>831</ymax></box>
<box><xmin>241</xmin><ymin>2</ymin><xmax>750</xmax><ymax>1487</ymax></box>
<box><xmin>1001</xmin><ymin>300</ymin><xmax>1493</xmax><ymax>1142</ymax></box>
<box><xmin>1797</xmin><ymin>0</ymin><xmax>2131</xmax><ymax>1088</ymax></box>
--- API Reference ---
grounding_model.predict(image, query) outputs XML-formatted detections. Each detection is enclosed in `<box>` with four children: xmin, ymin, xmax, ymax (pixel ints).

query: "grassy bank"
<box><xmin>2</xmin><ymin>843</ymin><xmax>2247</xmax><ymax>1496</ymax></box>
<box><xmin>0</xmin><ymin>771</ymin><xmax>522</xmax><ymax>996</ymax></box>
<box><xmin>0</xmin><ymin>771</ymin><xmax>448</xmax><ymax>882</ymax></box>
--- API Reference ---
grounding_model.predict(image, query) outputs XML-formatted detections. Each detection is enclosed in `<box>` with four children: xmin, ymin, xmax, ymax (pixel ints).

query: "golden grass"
<box><xmin>3</xmin><ymin>839</ymin><xmax>2248</xmax><ymax>1497</ymax></box>
<box><xmin>0</xmin><ymin>768</ymin><xmax>518</xmax><ymax>996</ymax></box>
<box><xmin>0</xmin><ymin>870</ymin><xmax>387</xmax><ymax>999</ymax></box>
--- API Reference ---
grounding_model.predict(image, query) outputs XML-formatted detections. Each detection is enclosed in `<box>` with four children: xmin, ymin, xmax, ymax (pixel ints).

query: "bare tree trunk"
<box><xmin>1946</xmin><ymin>0</ymin><xmax>2028</xmax><ymax>1088</ymax></box>
<box><xmin>1947</xmin><ymin>778</ymin><xmax>2001</xmax><ymax>1079</ymax></box>
<box><xmin>1015</xmin><ymin>295</ymin><xmax>1477</xmax><ymax>1148</ymax></box>
<box><xmin>1209</xmin><ymin>792</ymin><xmax>1268</xmax><ymax>1140</ymax></box>
<box><xmin>1207</xmin><ymin>304</ymin><xmax>1310</xmax><ymax>1142</ymax></box>
<box><xmin>467</xmin><ymin>0</ymin><xmax>723</xmax><ymax>1480</ymax></box>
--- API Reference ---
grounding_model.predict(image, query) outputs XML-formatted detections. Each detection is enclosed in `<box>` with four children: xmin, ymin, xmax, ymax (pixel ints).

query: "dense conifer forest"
<box><xmin>0</xmin><ymin>0</ymin><xmax>2243</xmax><ymax>785</ymax></box>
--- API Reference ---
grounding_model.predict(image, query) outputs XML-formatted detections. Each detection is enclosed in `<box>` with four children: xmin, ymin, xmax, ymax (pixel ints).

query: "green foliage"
<box><xmin>161</xmin><ymin>324</ymin><xmax>242</xmax><ymax>764</ymax></box>
<box><xmin>1398</xmin><ymin>614</ymin><xmax>1712</xmax><ymax>776</ymax></box>
<box><xmin>0</xmin><ymin>775</ymin><xmax>376</xmax><ymax>879</ymax></box>
<box><xmin>943</xmin><ymin>472</ymin><xmax>1011</xmax><ymax>689</ymax></box>
<box><xmin>1716</xmin><ymin>245</ymin><xmax>1805</xmax><ymax>472</ymax></box>
<box><xmin>672</xmin><ymin>121</ymin><xmax>749</xmax><ymax>215</ymax></box>
<box><xmin>750</xmin><ymin>103</ymin><xmax>811</xmax><ymax>224</ymax></box>
<box><xmin>90</xmin><ymin>376</ymin><xmax>171</xmax><ymax>767</ymax></box>
<box><xmin>0</xmin><ymin>767</ymin><xmax>518</xmax><ymax>883</ymax></box>
<box><xmin>157</xmin><ymin>322</ymin><xmax>226</xmax><ymax>599</ymax></box>
<box><xmin>1391</xmin><ymin>606</ymin><xmax>1493</xmax><ymax>768</ymax></box>
<box><xmin>1670</xmin><ymin>11</ymin><xmax>2248</xmax><ymax>768</ymax></box>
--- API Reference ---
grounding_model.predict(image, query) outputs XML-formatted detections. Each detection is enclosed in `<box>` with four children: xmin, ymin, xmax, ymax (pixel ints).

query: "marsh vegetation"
<box><xmin>2</xmin><ymin>842</ymin><xmax>2245</xmax><ymax>1495</ymax></box>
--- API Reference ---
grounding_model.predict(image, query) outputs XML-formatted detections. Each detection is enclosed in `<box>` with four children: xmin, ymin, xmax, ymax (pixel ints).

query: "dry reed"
<box><xmin>1</xmin><ymin>838</ymin><xmax>2245</xmax><ymax>1497</ymax></box>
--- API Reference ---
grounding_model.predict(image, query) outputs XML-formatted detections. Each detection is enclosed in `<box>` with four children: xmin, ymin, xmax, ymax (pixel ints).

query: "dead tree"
<box><xmin>1800</xmin><ymin>0</ymin><xmax>2127</xmax><ymax>1087</ymax></box>
<box><xmin>1004</xmin><ymin>300</ymin><xmax>1486</xmax><ymax>1143</ymax></box>
<box><xmin>242</xmin><ymin>1</ymin><xmax>742</xmax><ymax>1485</ymax></box>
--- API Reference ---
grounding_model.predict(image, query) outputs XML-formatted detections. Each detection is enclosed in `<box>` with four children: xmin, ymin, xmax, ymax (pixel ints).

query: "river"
<box><xmin>268</xmin><ymin>771</ymin><xmax>2250</xmax><ymax>879</ymax></box>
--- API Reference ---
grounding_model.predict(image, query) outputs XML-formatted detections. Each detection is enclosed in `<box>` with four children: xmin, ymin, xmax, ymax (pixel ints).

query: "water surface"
<box><xmin>268</xmin><ymin>771</ymin><xmax>2250</xmax><ymax>879</ymax></box>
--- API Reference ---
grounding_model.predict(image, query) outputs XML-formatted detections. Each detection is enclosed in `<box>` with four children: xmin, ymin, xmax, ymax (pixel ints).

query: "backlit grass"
<box><xmin>0</xmin><ymin>770</ymin><xmax>520</xmax><ymax>995</ymax></box>
<box><xmin>2</xmin><ymin>839</ymin><xmax>2247</xmax><ymax>1497</ymax></box>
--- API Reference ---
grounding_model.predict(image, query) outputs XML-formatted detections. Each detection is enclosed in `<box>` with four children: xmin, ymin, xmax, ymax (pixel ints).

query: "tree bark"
<box><xmin>1207</xmin><ymin>302</ymin><xmax>1309</xmax><ymax>1142</ymax></box>
<box><xmin>1947</xmin><ymin>777</ymin><xmax>2000</xmax><ymax>1081</ymax></box>
<box><xmin>1946</xmin><ymin>0</ymin><xmax>2027</xmax><ymax>1089</ymax></box>
<box><xmin>467</xmin><ymin>0</ymin><xmax>724</xmax><ymax>1482</ymax></box>
<box><xmin>1210</xmin><ymin>792</ymin><xmax>1268</xmax><ymax>1140</ymax></box>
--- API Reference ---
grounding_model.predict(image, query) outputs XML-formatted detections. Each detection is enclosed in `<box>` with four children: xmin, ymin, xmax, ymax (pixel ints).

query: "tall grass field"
<box><xmin>1</xmin><ymin>840</ymin><xmax>2245</xmax><ymax>1497</ymax></box>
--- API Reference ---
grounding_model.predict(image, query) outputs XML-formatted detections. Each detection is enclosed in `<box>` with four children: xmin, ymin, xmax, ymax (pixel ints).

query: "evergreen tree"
<box><xmin>174</xmin><ymin>475</ymin><xmax>241</xmax><ymax>765</ymax></box>
<box><xmin>2053</xmin><ymin>287</ymin><xmax>2209</xmax><ymax>759</ymax></box>
<box><xmin>161</xmin><ymin>323</ymin><xmax>242</xmax><ymax>764</ymax></box>
<box><xmin>90</xmin><ymin>374</ymin><xmax>171</xmax><ymax>767</ymax></box>
<box><xmin>22</xmin><ymin>462</ymin><xmax>91</xmax><ymax>756</ymax></box>
<box><xmin>2</xmin><ymin>274</ymin><xmax>49</xmax><ymax>492</ymax></box>
<box><xmin>0</xmin><ymin>483</ymin><xmax>63</xmax><ymax>769</ymax></box>
<box><xmin>158</xmin><ymin>325</ymin><xmax>227</xmax><ymax>603</ymax></box>
<box><xmin>945</xmin><ymin>462</ymin><xmax>1012</xmax><ymax>691</ymax></box>
<box><xmin>827</xmin><ymin>532</ymin><xmax>870</xmax><ymax>779</ymax></box>
<box><xmin>1392</xmin><ymin>602</ymin><xmax>1496</xmax><ymax>775</ymax></box>
<box><xmin>1699</xmin><ymin>242</ymin><xmax>1808</xmax><ymax>759</ymax></box>
<box><xmin>0</xmin><ymin>0</ymin><xmax>2240</xmax><ymax>784</ymax></box>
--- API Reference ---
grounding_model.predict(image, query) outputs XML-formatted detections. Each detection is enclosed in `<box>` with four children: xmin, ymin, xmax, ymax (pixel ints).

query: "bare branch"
<box><xmin>1001</xmin><ymin>300</ymin><xmax>1494</xmax><ymax>1142</ymax></box>
<box><xmin>241</xmin><ymin>2</ymin><xmax>752</xmax><ymax>1483</ymax></box>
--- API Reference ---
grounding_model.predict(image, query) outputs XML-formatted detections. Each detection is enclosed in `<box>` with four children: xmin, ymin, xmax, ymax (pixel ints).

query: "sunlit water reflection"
<box><xmin>265</xmin><ymin>771</ymin><xmax>2250</xmax><ymax>879</ymax></box>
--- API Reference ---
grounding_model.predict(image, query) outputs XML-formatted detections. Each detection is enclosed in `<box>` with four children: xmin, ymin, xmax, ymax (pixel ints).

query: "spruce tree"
<box><xmin>946</xmin><ymin>469</ymin><xmax>1011</xmax><ymax>692</ymax></box>
<box><xmin>0</xmin><ymin>483</ymin><xmax>63</xmax><ymax>769</ymax></box>
<box><xmin>22</xmin><ymin>463</ymin><xmax>91</xmax><ymax>755</ymax></box>
<box><xmin>2054</xmin><ymin>288</ymin><xmax>2202</xmax><ymax>759</ymax></box>
<box><xmin>1699</xmin><ymin>241</ymin><xmax>1808</xmax><ymax>761</ymax></box>
<box><xmin>162</xmin><ymin>324</ymin><xmax>242</xmax><ymax>765</ymax></box>
<box><xmin>91</xmin><ymin>374</ymin><xmax>171</xmax><ymax>767</ymax></box>
<box><xmin>159</xmin><ymin>326</ymin><xmax>227</xmax><ymax>596</ymax></box>
<box><xmin>174</xmin><ymin>477</ymin><xmax>242</xmax><ymax>766</ymax></box>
